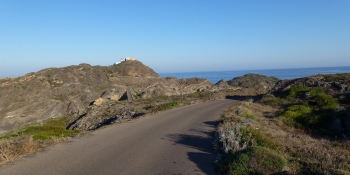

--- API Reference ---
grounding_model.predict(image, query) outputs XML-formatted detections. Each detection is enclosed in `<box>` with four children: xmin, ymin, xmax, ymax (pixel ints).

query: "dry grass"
<box><xmin>0</xmin><ymin>118</ymin><xmax>82</xmax><ymax>164</ymax></box>
<box><xmin>218</xmin><ymin>101</ymin><xmax>350</xmax><ymax>174</ymax></box>
<box><xmin>0</xmin><ymin>136</ymin><xmax>67</xmax><ymax>163</ymax></box>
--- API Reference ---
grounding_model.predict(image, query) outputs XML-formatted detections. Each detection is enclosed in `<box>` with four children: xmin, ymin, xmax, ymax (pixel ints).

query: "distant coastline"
<box><xmin>160</xmin><ymin>66</ymin><xmax>350</xmax><ymax>84</ymax></box>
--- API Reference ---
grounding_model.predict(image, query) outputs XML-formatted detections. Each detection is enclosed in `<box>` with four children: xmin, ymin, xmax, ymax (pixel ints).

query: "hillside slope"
<box><xmin>0</xmin><ymin>61</ymin><xmax>214</xmax><ymax>133</ymax></box>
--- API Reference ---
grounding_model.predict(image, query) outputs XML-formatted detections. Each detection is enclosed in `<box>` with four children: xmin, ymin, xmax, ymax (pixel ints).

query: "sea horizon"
<box><xmin>159</xmin><ymin>66</ymin><xmax>350</xmax><ymax>84</ymax></box>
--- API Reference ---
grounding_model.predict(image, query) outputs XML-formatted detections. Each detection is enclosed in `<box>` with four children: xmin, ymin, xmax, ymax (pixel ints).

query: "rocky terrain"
<box><xmin>0</xmin><ymin>60</ymin><xmax>283</xmax><ymax>133</ymax></box>
<box><xmin>1</xmin><ymin>60</ymin><xmax>350</xmax><ymax>173</ymax></box>
<box><xmin>215</xmin><ymin>73</ymin><xmax>350</xmax><ymax>174</ymax></box>
<box><xmin>269</xmin><ymin>74</ymin><xmax>350</xmax><ymax>136</ymax></box>
<box><xmin>227</xmin><ymin>73</ymin><xmax>279</xmax><ymax>95</ymax></box>
<box><xmin>0</xmin><ymin>61</ymin><xmax>217</xmax><ymax>132</ymax></box>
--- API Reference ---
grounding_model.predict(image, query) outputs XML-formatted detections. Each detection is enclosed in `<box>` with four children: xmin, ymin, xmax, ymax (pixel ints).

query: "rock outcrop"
<box><xmin>227</xmin><ymin>74</ymin><xmax>280</xmax><ymax>95</ymax></box>
<box><xmin>0</xmin><ymin>61</ymin><xmax>216</xmax><ymax>132</ymax></box>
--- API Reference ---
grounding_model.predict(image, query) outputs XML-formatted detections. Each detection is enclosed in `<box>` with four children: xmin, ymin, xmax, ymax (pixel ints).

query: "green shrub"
<box><xmin>263</xmin><ymin>94</ymin><xmax>284</xmax><ymax>106</ymax></box>
<box><xmin>158</xmin><ymin>100</ymin><xmax>180</xmax><ymax>111</ymax></box>
<box><xmin>280</xmin><ymin>105</ymin><xmax>334</xmax><ymax>130</ymax></box>
<box><xmin>240</xmin><ymin>109</ymin><xmax>257</xmax><ymax>119</ymax></box>
<box><xmin>240</xmin><ymin>127</ymin><xmax>279</xmax><ymax>151</ymax></box>
<box><xmin>309</xmin><ymin>87</ymin><xmax>326</xmax><ymax>97</ymax></box>
<box><xmin>315</xmin><ymin>94</ymin><xmax>338</xmax><ymax>110</ymax></box>
<box><xmin>281</xmin><ymin>105</ymin><xmax>313</xmax><ymax>128</ymax></box>
<box><xmin>286</xmin><ymin>85</ymin><xmax>309</xmax><ymax>97</ymax></box>
<box><xmin>221</xmin><ymin>146</ymin><xmax>287</xmax><ymax>175</ymax></box>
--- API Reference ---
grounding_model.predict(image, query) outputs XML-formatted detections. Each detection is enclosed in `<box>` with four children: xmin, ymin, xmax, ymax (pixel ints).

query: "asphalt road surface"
<box><xmin>0</xmin><ymin>99</ymin><xmax>236</xmax><ymax>175</ymax></box>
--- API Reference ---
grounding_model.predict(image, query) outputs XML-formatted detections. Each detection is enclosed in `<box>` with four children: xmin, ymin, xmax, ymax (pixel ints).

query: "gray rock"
<box><xmin>304</xmin><ymin>92</ymin><xmax>311</xmax><ymax>99</ymax></box>
<box><xmin>235</xmin><ymin>106</ymin><xmax>244</xmax><ymax>115</ymax></box>
<box><xmin>67</xmin><ymin>106</ymin><xmax>137</xmax><ymax>130</ymax></box>
<box><xmin>317</xmin><ymin>81</ymin><xmax>331</xmax><ymax>88</ymax></box>
<box><xmin>333</xmin><ymin>82</ymin><xmax>347</xmax><ymax>91</ymax></box>
<box><xmin>346</xmin><ymin>86</ymin><xmax>350</xmax><ymax>92</ymax></box>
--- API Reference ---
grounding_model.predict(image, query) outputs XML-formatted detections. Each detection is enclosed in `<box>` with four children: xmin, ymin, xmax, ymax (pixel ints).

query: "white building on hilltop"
<box><xmin>125</xmin><ymin>57</ymin><xmax>137</xmax><ymax>61</ymax></box>
<box><xmin>114</xmin><ymin>57</ymin><xmax>137</xmax><ymax>65</ymax></box>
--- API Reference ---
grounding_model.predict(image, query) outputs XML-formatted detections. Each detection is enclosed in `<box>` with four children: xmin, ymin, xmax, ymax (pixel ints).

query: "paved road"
<box><xmin>0</xmin><ymin>99</ymin><xmax>236</xmax><ymax>175</ymax></box>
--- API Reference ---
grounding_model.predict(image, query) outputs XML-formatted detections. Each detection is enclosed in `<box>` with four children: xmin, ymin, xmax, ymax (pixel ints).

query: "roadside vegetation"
<box><xmin>214</xmin><ymin>102</ymin><xmax>288</xmax><ymax>174</ymax></box>
<box><xmin>0</xmin><ymin>118</ymin><xmax>80</xmax><ymax>163</ymax></box>
<box><xmin>215</xmin><ymin>81</ymin><xmax>350</xmax><ymax>174</ymax></box>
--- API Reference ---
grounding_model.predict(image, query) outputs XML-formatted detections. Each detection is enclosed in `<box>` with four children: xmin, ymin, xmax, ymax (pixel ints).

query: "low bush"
<box><xmin>262</xmin><ymin>94</ymin><xmax>285</xmax><ymax>106</ymax></box>
<box><xmin>220</xmin><ymin>146</ymin><xmax>287</xmax><ymax>175</ymax></box>
<box><xmin>281</xmin><ymin>105</ymin><xmax>313</xmax><ymax>128</ymax></box>
<box><xmin>240</xmin><ymin>127</ymin><xmax>279</xmax><ymax>151</ymax></box>
<box><xmin>280</xmin><ymin>104</ymin><xmax>336</xmax><ymax>130</ymax></box>
<box><xmin>286</xmin><ymin>85</ymin><xmax>309</xmax><ymax>98</ymax></box>
<box><xmin>309</xmin><ymin>87</ymin><xmax>326</xmax><ymax>97</ymax></box>
<box><xmin>240</xmin><ymin>109</ymin><xmax>257</xmax><ymax>119</ymax></box>
<box><xmin>315</xmin><ymin>94</ymin><xmax>338</xmax><ymax>110</ymax></box>
<box><xmin>214</xmin><ymin>122</ymin><xmax>247</xmax><ymax>153</ymax></box>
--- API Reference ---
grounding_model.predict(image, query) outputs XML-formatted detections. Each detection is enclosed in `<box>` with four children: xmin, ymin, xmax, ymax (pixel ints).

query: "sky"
<box><xmin>1</xmin><ymin>0</ymin><xmax>350</xmax><ymax>78</ymax></box>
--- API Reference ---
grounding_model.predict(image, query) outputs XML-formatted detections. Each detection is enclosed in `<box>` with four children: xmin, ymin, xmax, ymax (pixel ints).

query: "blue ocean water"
<box><xmin>159</xmin><ymin>66</ymin><xmax>350</xmax><ymax>84</ymax></box>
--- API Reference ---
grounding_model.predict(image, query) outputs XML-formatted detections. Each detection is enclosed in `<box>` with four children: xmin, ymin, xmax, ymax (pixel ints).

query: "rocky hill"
<box><xmin>4</xmin><ymin>59</ymin><xmax>346</xmax><ymax>134</ymax></box>
<box><xmin>0</xmin><ymin>61</ymin><xmax>215</xmax><ymax>133</ymax></box>
<box><xmin>112</xmin><ymin>60</ymin><xmax>159</xmax><ymax>77</ymax></box>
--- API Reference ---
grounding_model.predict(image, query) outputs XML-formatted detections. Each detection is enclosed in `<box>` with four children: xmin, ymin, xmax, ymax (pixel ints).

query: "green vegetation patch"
<box><xmin>157</xmin><ymin>100</ymin><xmax>180</xmax><ymax>111</ymax></box>
<box><xmin>221</xmin><ymin>146</ymin><xmax>287</xmax><ymax>175</ymax></box>
<box><xmin>315</xmin><ymin>94</ymin><xmax>338</xmax><ymax>110</ymax></box>
<box><xmin>281</xmin><ymin>105</ymin><xmax>315</xmax><ymax>128</ymax></box>
<box><xmin>2</xmin><ymin>118</ymin><xmax>80</xmax><ymax>141</ymax></box>
<box><xmin>280</xmin><ymin>104</ymin><xmax>336</xmax><ymax>130</ymax></box>
<box><xmin>262</xmin><ymin>94</ymin><xmax>285</xmax><ymax>106</ymax></box>
<box><xmin>19</xmin><ymin>126</ymin><xmax>79</xmax><ymax>140</ymax></box>
<box><xmin>239</xmin><ymin>109</ymin><xmax>257</xmax><ymax>120</ymax></box>
<box><xmin>286</xmin><ymin>85</ymin><xmax>309</xmax><ymax>97</ymax></box>
<box><xmin>241</xmin><ymin>127</ymin><xmax>279</xmax><ymax>151</ymax></box>
<box><xmin>309</xmin><ymin>87</ymin><xmax>326</xmax><ymax>97</ymax></box>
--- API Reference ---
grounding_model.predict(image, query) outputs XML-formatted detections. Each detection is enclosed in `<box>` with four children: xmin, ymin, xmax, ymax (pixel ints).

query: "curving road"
<box><xmin>0</xmin><ymin>99</ymin><xmax>236</xmax><ymax>175</ymax></box>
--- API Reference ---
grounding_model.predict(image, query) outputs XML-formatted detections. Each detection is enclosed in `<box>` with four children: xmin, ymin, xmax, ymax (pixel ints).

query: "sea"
<box><xmin>159</xmin><ymin>66</ymin><xmax>350</xmax><ymax>84</ymax></box>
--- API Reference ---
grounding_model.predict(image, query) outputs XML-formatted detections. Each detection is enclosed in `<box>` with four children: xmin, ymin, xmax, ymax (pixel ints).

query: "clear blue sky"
<box><xmin>1</xmin><ymin>0</ymin><xmax>349</xmax><ymax>78</ymax></box>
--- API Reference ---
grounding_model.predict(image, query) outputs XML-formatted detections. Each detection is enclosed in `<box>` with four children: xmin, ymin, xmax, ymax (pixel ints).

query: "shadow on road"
<box><xmin>164</xmin><ymin>120</ymin><xmax>219</xmax><ymax>175</ymax></box>
<box><xmin>203</xmin><ymin>121</ymin><xmax>218</xmax><ymax>128</ymax></box>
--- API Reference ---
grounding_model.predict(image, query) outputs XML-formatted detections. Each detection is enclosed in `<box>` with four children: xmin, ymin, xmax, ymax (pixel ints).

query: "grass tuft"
<box><xmin>157</xmin><ymin>100</ymin><xmax>180</xmax><ymax>111</ymax></box>
<box><xmin>221</xmin><ymin>146</ymin><xmax>287</xmax><ymax>175</ymax></box>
